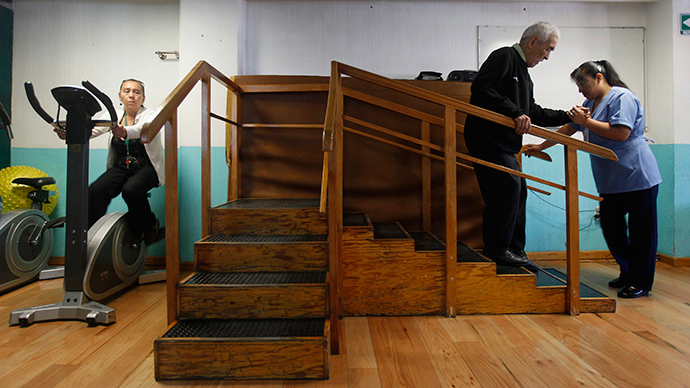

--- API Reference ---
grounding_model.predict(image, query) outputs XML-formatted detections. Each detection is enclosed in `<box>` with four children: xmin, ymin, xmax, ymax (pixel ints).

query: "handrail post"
<box><xmin>564</xmin><ymin>145</ymin><xmax>581</xmax><ymax>315</ymax></box>
<box><xmin>201</xmin><ymin>75</ymin><xmax>212</xmax><ymax>237</ymax></box>
<box><xmin>327</xmin><ymin>66</ymin><xmax>343</xmax><ymax>355</ymax></box>
<box><xmin>444</xmin><ymin>106</ymin><xmax>457</xmax><ymax>317</ymax></box>
<box><xmin>421</xmin><ymin>121</ymin><xmax>432</xmax><ymax>232</ymax></box>
<box><xmin>228</xmin><ymin>88</ymin><xmax>242</xmax><ymax>201</ymax></box>
<box><xmin>165</xmin><ymin>112</ymin><xmax>180</xmax><ymax>325</ymax></box>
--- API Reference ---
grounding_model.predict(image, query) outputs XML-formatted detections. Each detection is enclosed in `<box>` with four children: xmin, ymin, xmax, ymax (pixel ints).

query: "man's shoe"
<box><xmin>508</xmin><ymin>249</ymin><xmax>539</xmax><ymax>273</ymax></box>
<box><xmin>523</xmin><ymin>259</ymin><xmax>540</xmax><ymax>273</ymax></box>
<box><xmin>608</xmin><ymin>277</ymin><xmax>626</xmax><ymax>288</ymax></box>
<box><xmin>510</xmin><ymin>248</ymin><xmax>528</xmax><ymax>259</ymax></box>
<box><xmin>618</xmin><ymin>285</ymin><xmax>649</xmax><ymax>299</ymax></box>
<box><xmin>484</xmin><ymin>250</ymin><xmax>529</xmax><ymax>267</ymax></box>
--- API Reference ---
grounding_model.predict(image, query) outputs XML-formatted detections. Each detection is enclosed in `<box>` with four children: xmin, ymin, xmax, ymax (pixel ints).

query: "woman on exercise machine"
<box><xmin>55</xmin><ymin>79</ymin><xmax>164</xmax><ymax>245</ymax></box>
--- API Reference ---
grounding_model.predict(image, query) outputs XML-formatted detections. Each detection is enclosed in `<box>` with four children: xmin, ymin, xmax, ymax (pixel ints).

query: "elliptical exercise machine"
<box><xmin>10</xmin><ymin>81</ymin><xmax>150</xmax><ymax>326</ymax></box>
<box><xmin>0</xmin><ymin>102</ymin><xmax>65</xmax><ymax>293</ymax></box>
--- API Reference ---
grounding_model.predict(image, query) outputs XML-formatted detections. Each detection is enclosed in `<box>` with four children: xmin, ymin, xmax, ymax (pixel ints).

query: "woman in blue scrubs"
<box><xmin>525</xmin><ymin>60</ymin><xmax>662</xmax><ymax>298</ymax></box>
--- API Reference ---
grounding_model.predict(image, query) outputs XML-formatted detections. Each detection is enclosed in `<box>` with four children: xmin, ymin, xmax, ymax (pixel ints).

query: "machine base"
<box><xmin>9</xmin><ymin>291</ymin><xmax>115</xmax><ymax>327</ymax></box>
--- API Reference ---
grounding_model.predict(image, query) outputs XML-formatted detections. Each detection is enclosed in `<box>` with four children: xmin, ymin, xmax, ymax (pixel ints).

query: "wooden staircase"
<box><xmin>154</xmin><ymin>199</ymin><xmax>615</xmax><ymax>381</ymax></box>
<box><xmin>154</xmin><ymin>198</ymin><xmax>330</xmax><ymax>380</ymax></box>
<box><xmin>147</xmin><ymin>64</ymin><xmax>618</xmax><ymax>382</ymax></box>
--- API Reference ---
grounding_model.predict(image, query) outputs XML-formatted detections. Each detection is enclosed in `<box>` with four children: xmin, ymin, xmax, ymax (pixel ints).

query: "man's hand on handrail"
<box><xmin>514</xmin><ymin>114</ymin><xmax>532</xmax><ymax>135</ymax></box>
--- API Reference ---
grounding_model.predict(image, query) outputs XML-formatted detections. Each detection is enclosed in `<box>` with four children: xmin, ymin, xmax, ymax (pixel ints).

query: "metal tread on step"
<box><xmin>409</xmin><ymin>231</ymin><xmax>445</xmax><ymax>251</ymax></box>
<box><xmin>372</xmin><ymin>222</ymin><xmax>408</xmax><ymax>239</ymax></box>
<box><xmin>538</xmin><ymin>268</ymin><xmax>609</xmax><ymax>298</ymax></box>
<box><xmin>496</xmin><ymin>265</ymin><xmax>531</xmax><ymax>275</ymax></box>
<box><xmin>201</xmin><ymin>234</ymin><xmax>328</xmax><ymax>243</ymax></box>
<box><xmin>456</xmin><ymin>242</ymin><xmax>490</xmax><ymax>263</ymax></box>
<box><xmin>162</xmin><ymin>318</ymin><xmax>326</xmax><ymax>339</ymax></box>
<box><xmin>216</xmin><ymin>198</ymin><xmax>320</xmax><ymax>209</ymax></box>
<box><xmin>343</xmin><ymin>212</ymin><xmax>369</xmax><ymax>227</ymax></box>
<box><xmin>184</xmin><ymin>271</ymin><xmax>327</xmax><ymax>285</ymax></box>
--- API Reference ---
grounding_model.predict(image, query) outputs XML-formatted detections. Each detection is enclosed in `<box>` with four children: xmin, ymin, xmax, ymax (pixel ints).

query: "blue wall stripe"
<box><xmin>9</xmin><ymin>143</ymin><xmax>684</xmax><ymax>260</ymax></box>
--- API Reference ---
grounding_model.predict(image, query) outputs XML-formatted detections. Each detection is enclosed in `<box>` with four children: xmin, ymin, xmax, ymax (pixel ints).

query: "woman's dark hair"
<box><xmin>570</xmin><ymin>60</ymin><xmax>628</xmax><ymax>89</ymax></box>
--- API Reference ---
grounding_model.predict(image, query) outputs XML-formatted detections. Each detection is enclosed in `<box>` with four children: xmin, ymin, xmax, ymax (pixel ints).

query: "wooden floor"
<box><xmin>1</xmin><ymin>260</ymin><xmax>689</xmax><ymax>388</ymax></box>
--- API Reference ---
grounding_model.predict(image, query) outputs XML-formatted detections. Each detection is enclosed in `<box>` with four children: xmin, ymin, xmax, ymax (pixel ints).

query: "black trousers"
<box><xmin>88</xmin><ymin>165</ymin><xmax>159</xmax><ymax>237</ymax></box>
<box><xmin>600</xmin><ymin>185</ymin><xmax>659</xmax><ymax>291</ymax></box>
<box><xmin>470</xmin><ymin>150</ymin><xmax>526</xmax><ymax>256</ymax></box>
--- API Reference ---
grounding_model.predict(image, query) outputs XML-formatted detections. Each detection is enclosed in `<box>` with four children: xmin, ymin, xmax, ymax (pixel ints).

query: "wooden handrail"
<box><xmin>141</xmin><ymin>60</ymin><xmax>240</xmax><ymax>143</ymax></box>
<box><xmin>327</xmin><ymin>61</ymin><xmax>618</xmax><ymax>163</ymax></box>
<box><xmin>342</xmin><ymin>124</ymin><xmax>601</xmax><ymax>202</ymax></box>
<box><xmin>323</xmin><ymin>61</ymin><xmax>614</xmax><ymax>317</ymax></box>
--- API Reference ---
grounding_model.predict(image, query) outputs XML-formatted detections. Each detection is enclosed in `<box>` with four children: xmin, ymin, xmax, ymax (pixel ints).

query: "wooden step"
<box><xmin>342</xmin><ymin>225</ymin><xmax>444</xmax><ymax>316</ymax></box>
<box><xmin>178</xmin><ymin>271</ymin><xmax>329</xmax><ymax>319</ymax></box>
<box><xmin>155</xmin><ymin>318</ymin><xmax>330</xmax><ymax>380</ymax></box>
<box><xmin>343</xmin><ymin>212</ymin><xmax>373</xmax><ymax>241</ymax></box>
<box><xmin>195</xmin><ymin>234</ymin><xmax>328</xmax><ymax>272</ymax></box>
<box><xmin>209</xmin><ymin>198</ymin><xmax>327</xmax><ymax>235</ymax></box>
<box><xmin>456</xmin><ymin>257</ymin><xmax>616</xmax><ymax>314</ymax></box>
<box><xmin>408</xmin><ymin>231</ymin><xmax>445</xmax><ymax>251</ymax></box>
<box><xmin>538</xmin><ymin>268</ymin><xmax>616</xmax><ymax>313</ymax></box>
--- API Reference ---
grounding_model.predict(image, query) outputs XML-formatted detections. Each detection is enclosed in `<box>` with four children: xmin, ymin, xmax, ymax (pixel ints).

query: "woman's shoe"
<box><xmin>617</xmin><ymin>285</ymin><xmax>649</xmax><ymax>299</ymax></box>
<box><xmin>608</xmin><ymin>277</ymin><xmax>626</xmax><ymax>288</ymax></box>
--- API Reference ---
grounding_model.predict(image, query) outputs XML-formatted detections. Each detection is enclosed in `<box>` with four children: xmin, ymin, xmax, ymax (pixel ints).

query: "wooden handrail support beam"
<box><xmin>137</xmin><ymin>61</ymin><xmax>242</xmax><ymax>326</ymax></box>
<box><xmin>342</xmin><ymin>124</ymin><xmax>600</xmax><ymax>202</ymax></box>
<box><xmin>141</xmin><ymin>60</ymin><xmax>239</xmax><ymax>143</ymax></box>
<box><xmin>323</xmin><ymin>61</ymin><xmax>619</xmax><ymax>317</ymax></box>
<box><xmin>326</xmin><ymin>61</ymin><xmax>344</xmax><ymax>354</ymax></box>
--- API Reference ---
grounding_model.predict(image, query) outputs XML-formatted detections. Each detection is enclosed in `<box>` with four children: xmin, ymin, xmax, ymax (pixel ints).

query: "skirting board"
<box><xmin>527</xmin><ymin>250</ymin><xmax>614</xmax><ymax>262</ymax></box>
<box><xmin>48</xmin><ymin>256</ymin><xmax>195</xmax><ymax>272</ymax></box>
<box><xmin>530</xmin><ymin>251</ymin><xmax>690</xmax><ymax>267</ymax></box>
<box><xmin>657</xmin><ymin>253</ymin><xmax>690</xmax><ymax>267</ymax></box>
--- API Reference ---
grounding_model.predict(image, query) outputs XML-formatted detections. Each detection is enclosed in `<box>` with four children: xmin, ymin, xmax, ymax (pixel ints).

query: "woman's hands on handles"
<box><xmin>523</xmin><ymin>105</ymin><xmax>589</xmax><ymax>158</ymax></box>
<box><xmin>53</xmin><ymin>121</ymin><xmax>125</xmax><ymax>140</ymax></box>
<box><xmin>567</xmin><ymin>105</ymin><xmax>590</xmax><ymax>126</ymax></box>
<box><xmin>111</xmin><ymin>124</ymin><xmax>127</xmax><ymax>139</ymax></box>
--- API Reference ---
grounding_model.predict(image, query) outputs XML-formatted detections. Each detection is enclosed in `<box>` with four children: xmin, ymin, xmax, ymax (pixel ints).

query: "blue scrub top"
<box><xmin>570</xmin><ymin>86</ymin><xmax>662</xmax><ymax>194</ymax></box>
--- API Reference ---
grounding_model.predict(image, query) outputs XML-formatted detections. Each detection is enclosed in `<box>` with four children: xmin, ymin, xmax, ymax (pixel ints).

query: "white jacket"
<box><xmin>90</xmin><ymin>106</ymin><xmax>165</xmax><ymax>186</ymax></box>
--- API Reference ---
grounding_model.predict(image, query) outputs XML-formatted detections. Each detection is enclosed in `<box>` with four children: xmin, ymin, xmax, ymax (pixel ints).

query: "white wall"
<box><xmin>244</xmin><ymin>1</ymin><xmax>645</xmax><ymax>78</ymax></box>
<box><xmin>11</xmin><ymin>0</ymin><xmax>180</xmax><ymax>149</ymax></box>
<box><xmin>178</xmin><ymin>0</ymin><xmax>240</xmax><ymax>147</ymax></box>
<box><xmin>646</xmin><ymin>0</ymin><xmax>675</xmax><ymax>143</ymax></box>
<box><xmin>673</xmin><ymin>0</ymin><xmax>690</xmax><ymax>144</ymax></box>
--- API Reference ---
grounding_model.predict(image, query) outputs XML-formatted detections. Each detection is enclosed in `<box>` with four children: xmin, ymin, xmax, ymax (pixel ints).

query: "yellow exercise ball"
<box><xmin>0</xmin><ymin>165</ymin><xmax>59</xmax><ymax>215</ymax></box>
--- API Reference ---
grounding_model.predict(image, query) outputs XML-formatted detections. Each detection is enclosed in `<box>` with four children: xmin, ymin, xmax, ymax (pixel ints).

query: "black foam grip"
<box><xmin>24</xmin><ymin>82</ymin><xmax>55</xmax><ymax>124</ymax></box>
<box><xmin>82</xmin><ymin>80</ymin><xmax>118</xmax><ymax>126</ymax></box>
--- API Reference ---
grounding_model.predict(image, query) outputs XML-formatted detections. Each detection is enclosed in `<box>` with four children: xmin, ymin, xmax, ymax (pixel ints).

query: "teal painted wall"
<box><xmin>9</xmin><ymin>143</ymin><xmax>684</xmax><ymax>260</ymax></box>
<box><xmin>672</xmin><ymin>145</ymin><xmax>690</xmax><ymax>257</ymax></box>
<box><xmin>523</xmin><ymin>144</ymin><xmax>606</xmax><ymax>253</ymax></box>
<box><xmin>523</xmin><ymin>143</ymin><xmax>676</xmax><ymax>257</ymax></box>
<box><xmin>11</xmin><ymin>146</ymin><xmax>229</xmax><ymax>262</ymax></box>
<box><xmin>0</xmin><ymin>6</ymin><xmax>13</xmax><ymax>169</ymax></box>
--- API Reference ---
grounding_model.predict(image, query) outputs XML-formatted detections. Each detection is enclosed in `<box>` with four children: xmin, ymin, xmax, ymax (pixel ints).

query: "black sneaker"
<box><xmin>144</xmin><ymin>219</ymin><xmax>166</xmax><ymax>245</ymax></box>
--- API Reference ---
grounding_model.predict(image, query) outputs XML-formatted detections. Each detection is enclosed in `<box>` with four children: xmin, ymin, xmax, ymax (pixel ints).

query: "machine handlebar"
<box><xmin>82</xmin><ymin>80</ymin><xmax>118</xmax><ymax>127</ymax></box>
<box><xmin>24</xmin><ymin>82</ymin><xmax>56</xmax><ymax>125</ymax></box>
